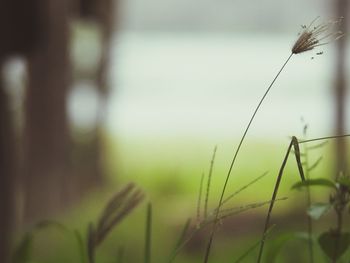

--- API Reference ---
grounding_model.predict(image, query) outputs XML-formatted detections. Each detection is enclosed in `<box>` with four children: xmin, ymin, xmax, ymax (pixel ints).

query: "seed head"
<box><xmin>292</xmin><ymin>17</ymin><xmax>344</xmax><ymax>54</ymax></box>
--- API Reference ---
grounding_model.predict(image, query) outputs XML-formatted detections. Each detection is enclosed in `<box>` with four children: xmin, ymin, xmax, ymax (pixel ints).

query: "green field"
<box><xmin>15</xmin><ymin>134</ymin><xmax>350</xmax><ymax>263</ymax></box>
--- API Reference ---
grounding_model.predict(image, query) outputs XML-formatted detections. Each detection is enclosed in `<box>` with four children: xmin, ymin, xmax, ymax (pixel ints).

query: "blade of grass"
<box><xmin>291</xmin><ymin>136</ymin><xmax>305</xmax><ymax>181</ymax></box>
<box><xmin>197</xmin><ymin>173</ymin><xmax>205</xmax><ymax>224</ymax></box>
<box><xmin>257</xmin><ymin>139</ymin><xmax>296</xmax><ymax>263</ymax></box>
<box><xmin>116</xmin><ymin>246</ymin><xmax>125</xmax><ymax>263</ymax></box>
<box><xmin>204</xmin><ymin>146</ymin><xmax>217</xmax><ymax>218</ymax></box>
<box><xmin>87</xmin><ymin>223</ymin><xmax>95</xmax><ymax>263</ymax></box>
<box><xmin>96</xmin><ymin>189</ymin><xmax>144</xmax><ymax>245</ymax></box>
<box><xmin>234</xmin><ymin>225</ymin><xmax>276</xmax><ymax>263</ymax></box>
<box><xmin>220</xmin><ymin>172</ymin><xmax>268</xmax><ymax>208</ymax></box>
<box><xmin>256</xmin><ymin>136</ymin><xmax>306</xmax><ymax>262</ymax></box>
<box><xmin>168</xmin><ymin>218</ymin><xmax>191</xmax><ymax>263</ymax></box>
<box><xmin>145</xmin><ymin>203</ymin><xmax>152</xmax><ymax>263</ymax></box>
<box><xmin>301</xmin><ymin>125</ymin><xmax>315</xmax><ymax>263</ymax></box>
<box><xmin>74</xmin><ymin>230</ymin><xmax>87</xmax><ymax>263</ymax></box>
<box><xmin>218</xmin><ymin>198</ymin><xmax>287</xmax><ymax>221</ymax></box>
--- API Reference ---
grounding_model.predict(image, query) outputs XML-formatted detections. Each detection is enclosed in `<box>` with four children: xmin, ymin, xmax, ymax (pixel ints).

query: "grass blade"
<box><xmin>197</xmin><ymin>173</ymin><xmax>205</xmax><ymax>223</ymax></box>
<box><xmin>204</xmin><ymin>146</ymin><xmax>217</xmax><ymax>218</ymax></box>
<box><xmin>218</xmin><ymin>198</ymin><xmax>287</xmax><ymax>221</ymax></box>
<box><xmin>220</xmin><ymin>172</ymin><xmax>268</xmax><ymax>208</ymax></box>
<box><xmin>145</xmin><ymin>203</ymin><xmax>152</xmax><ymax>263</ymax></box>
<box><xmin>116</xmin><ymin>246</ymin><xmax>125</xmax><ymax>263</ymax></box>
<box><xmin>234</xmin><ymin>225</ymin><xmax>276</xmax><ymax>263</ymax></box>
<box><xmin>74</xmin><ymin>230</ymin><xmax>87</xmax><ymax>263</ymax></box>
<box><xmin>256</xmin><ymin>139</ymin><xmax>294</xmax><ymax>263</ymax></box>
<box><xmin>168</xmin><ymin>218</ymin><xmax>191</xmax><ymax>263</ymax></box>
<box><xmin>291</xmin><ymin>136</ymin><xmax>305</xmax><ymax>181</ymax></box>
<box><xmin>307</xmin><ymin>156</ymin><xmax>323</xmax><ymax>172</ymax></box>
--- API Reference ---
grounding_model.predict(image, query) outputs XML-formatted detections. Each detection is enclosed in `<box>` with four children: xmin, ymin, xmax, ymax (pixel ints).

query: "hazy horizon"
<box><xmin>118</xmin><ymin>0</ymin><xmax>330</xmax><ymax>32</ymax></box>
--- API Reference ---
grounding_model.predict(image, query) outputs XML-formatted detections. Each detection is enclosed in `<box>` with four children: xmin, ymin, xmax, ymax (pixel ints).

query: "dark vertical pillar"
<box><xmin>334</xmin><ymin>0</ymin><xmax>349</xmax><ymax>174</ymax></box>
<box><xmin>0</xmin><ymin>66</ymin><xmax>14</xmax><ymax>263</ymax></box>
<box><xmin>23</xmin><ymin>0</ymin><xmax>71</xmax><ymax>223</ymax></box>
<box><xmin>0</xmin><ymin>0</ymin><xmax>41</xmax><ymax>259</ymax></box>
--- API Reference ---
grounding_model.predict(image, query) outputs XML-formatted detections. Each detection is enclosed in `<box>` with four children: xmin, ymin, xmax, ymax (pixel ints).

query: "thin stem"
<box><xmin>234</xmin><ymin>225</ymin><xmax>276</xmax><ymax>263</ymax></box>
<box><xmin>197</xmin><ymin>173</ymin><xmax>205</xmax><ymax>224</ymax></box>
<box><xmin>144</xmin><ymin>203</ymin><xmax>152</xmax><ymax>263</ymax></box>
<box><xmin>299</xmin><ymin>134</ymin><xmax>350</xmax><ymax>144</ymax></box>
<box><xmin>205</xmin><ymin>146</ymin><xmax>217</xmax><ymax>218</ymax></box>
<box><xmin>256</xmin><ymin>140</ymin><xmax>293</xmax><ymax>263</ymax></box>
<box><xmin>302</xmin><ymin>130</ymin><xmax>314</xmax><ymax>263</ymax></box>
<box><xmin>203</xmin><ymin>53</ymin><xmax>294</xmax><ymax>263</ymax></box>
<box><xmin>168</xmin><ymin>218</ymin><xmax>191</xmax><ymax>263</ymax></box>
<box><xmin>305</xmin><ymin>178</ymin><xmax>315</xmax><ymax>263</ymax></box>
<box><xmin>219</xmin><ymin>172</ymin><xmax>268</xmax><ymax>209</ymax></box>
<box><xmin>116</xmin><ymin>246</ymin><xmax>125</xmax><ymax>263</ymax></box>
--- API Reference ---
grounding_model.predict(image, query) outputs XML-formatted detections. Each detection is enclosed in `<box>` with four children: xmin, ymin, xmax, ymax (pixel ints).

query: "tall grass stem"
<box><xmin>205</xmin><ymin>146</ymin><xmax>217</xmax><ymax>218</ymax></box>
<box><xmin>203</xmin><ymin>53</ymin><xmax>294</xmax><ymax>263</ymax></box>
<box><xmin>145</xmin><ymin>203</ymin><xmax>152</xmax><ymax>263</ymax></box>
<box><xmin>301</xmin><ymin>127</ymin><xmax>314</xmax><ymax>263</ymax></box>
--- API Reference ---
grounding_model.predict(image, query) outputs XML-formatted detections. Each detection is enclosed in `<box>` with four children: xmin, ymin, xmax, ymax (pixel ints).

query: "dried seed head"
<box><xmin>292</xmin><ymin>17</ymin><xmax>344</xmax><ymax>54</ymax></box>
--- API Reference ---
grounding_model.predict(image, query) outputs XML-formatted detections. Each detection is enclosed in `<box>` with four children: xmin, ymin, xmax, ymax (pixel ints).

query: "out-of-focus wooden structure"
<box><xmin>334</xmin><ymin>0</ymin><xmax>349</xmax><ymax>174</ymax></box>
<box><xmin>0</xmin><ymin>1</ymin><xmax>117</xmax><ymax>261</ymax></box>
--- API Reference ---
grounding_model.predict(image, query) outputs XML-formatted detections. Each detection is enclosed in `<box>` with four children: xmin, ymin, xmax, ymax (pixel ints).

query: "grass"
<box><xmin>11</xmin><ymin>135</ymin><xmax>348</xmax><ymax>263</ymax></box>
<box><xmin>109</xmin><ymin>136</ymin><xmax>334</xmax><ymax>202</ymax></box>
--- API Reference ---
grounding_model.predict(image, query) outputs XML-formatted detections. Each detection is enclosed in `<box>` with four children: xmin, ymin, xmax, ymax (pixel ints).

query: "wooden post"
<box><xmin>334</xmin><ymin>0</ymin><xmax>349</xmax><ymax>174</ymax></box>
<box><xmin>0</xmin><ymin>66</ymin><xmax>14</xmax><ymax>263</ymax></box>
<box><xmin>23</xmin><ymin>0</ymin><xmax>71</xmax><ymax>223</ymax></box>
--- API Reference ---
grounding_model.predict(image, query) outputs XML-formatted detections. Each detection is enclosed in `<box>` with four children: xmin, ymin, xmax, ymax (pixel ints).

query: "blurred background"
<box><xmin>0</xmin><ymin>0</ymin><xmax>349</xmax><ymax>262</ymax></box>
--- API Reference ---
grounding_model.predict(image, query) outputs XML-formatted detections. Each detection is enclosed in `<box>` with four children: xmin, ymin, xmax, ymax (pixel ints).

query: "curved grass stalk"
<box><xmin>204</xmin><ymin>146</ymin><xmax>217</xmax><ymax>218</ymax></box>
<box><xmin>197</xmin><ymin>173</ymin><xmax>205</xmax><ymax>224</ymax></box>
<box><xmin>203</xmin><ymin>53</ymin><xmax>294</xmax><ymax>263</ymax></box>
<box><xmin>257</xmin><ymin>136</ymin><xmax>305</xmax><ymax>263</ymax></box>
<box><xmin>144</xmin><ymin>203</ymin><xmax>152</xmax><ymax>263</ymax></box>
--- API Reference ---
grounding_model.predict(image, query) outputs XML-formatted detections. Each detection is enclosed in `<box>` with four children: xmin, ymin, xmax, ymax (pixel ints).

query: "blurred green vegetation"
<box><xmin>15</xmin><ymin>134</ymin><xmax>349</xmax><ymax>263</ymax></box>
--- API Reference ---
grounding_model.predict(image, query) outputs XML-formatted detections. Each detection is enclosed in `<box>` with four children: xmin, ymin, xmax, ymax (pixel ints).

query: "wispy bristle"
<box><xmin>292</xmin><ymin>17</ymin><xmax>343</xmax><ymax>54</ymax></box>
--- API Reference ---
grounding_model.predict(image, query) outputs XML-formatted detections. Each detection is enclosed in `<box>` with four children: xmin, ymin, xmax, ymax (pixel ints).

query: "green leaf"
<box><xmin>307</xmin><ymin>203</ymin><xmax>332</xmax><ymax>220</ymax></box>
<box><xmin>291</xmin><ymin>178</ymin><xmax>336</xmax><ymax>190</ymax></box>
<box><xmin>318</xmin><ymin>231</ymin><xmax>350</xmax><ymax>260</ymax></box>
